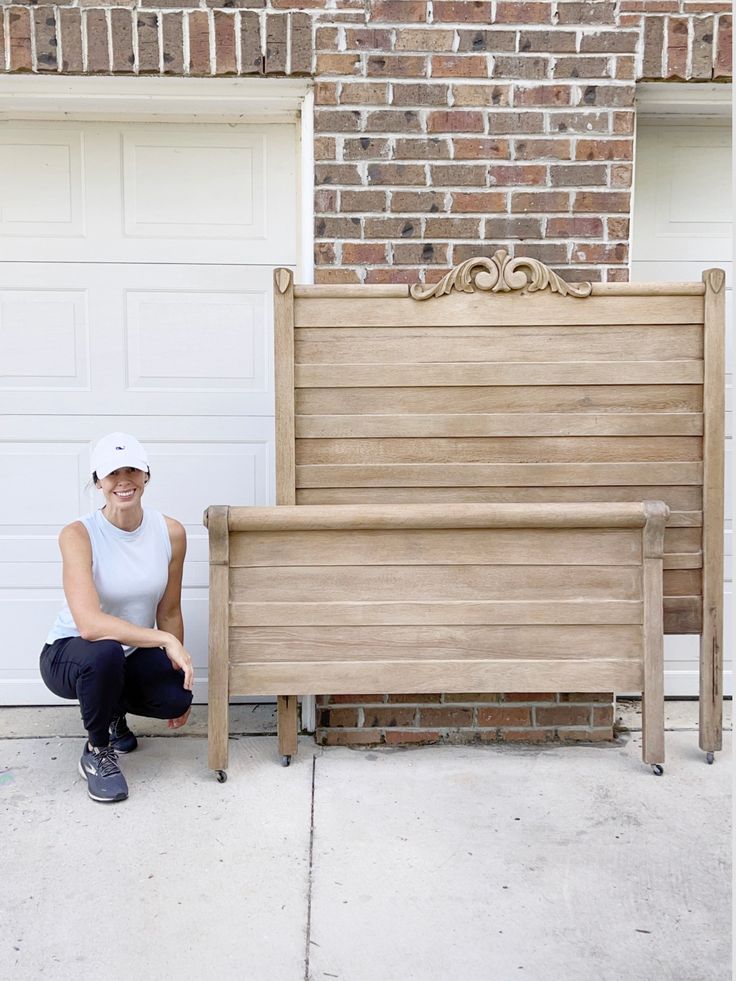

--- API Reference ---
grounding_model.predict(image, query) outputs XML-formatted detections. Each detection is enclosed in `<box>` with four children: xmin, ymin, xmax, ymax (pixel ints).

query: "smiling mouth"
<box><xmin>114</xmin><ymin>490</ymin><xmax>136</xmax><ymax>499</ymax></box>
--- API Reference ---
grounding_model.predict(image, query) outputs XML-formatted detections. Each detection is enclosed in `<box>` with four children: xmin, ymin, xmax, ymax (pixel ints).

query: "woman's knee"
<box><xmin>82</xmin><ymin>639</ymin><xmax>126</xmax><ymax>677</ymax></box>
<box><xmin>170</xmin><ymin>686</ymin><xmax>193</xmax><ymax>719</ymax></box>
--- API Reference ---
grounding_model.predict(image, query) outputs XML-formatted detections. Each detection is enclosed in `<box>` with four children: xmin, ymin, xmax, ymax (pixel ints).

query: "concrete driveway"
<box><xmin>0</xmin><ymin>703</ymin><xmax>730</xmax><ymax>981</ymax></box>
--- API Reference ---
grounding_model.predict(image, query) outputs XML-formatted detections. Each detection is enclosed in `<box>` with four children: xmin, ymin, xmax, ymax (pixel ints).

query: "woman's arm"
<box><xmin>156</xmin><ymin>516</ymin><xmax>186</xmax><ymax>644</ymax></box>
<box><xmin>59</xmin><ymin>520</ymin><xmax>193</xmax><ymax>690</ymax></box>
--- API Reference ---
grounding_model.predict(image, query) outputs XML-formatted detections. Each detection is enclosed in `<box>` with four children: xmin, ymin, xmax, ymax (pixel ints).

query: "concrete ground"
<box><xmin>0</xmin><ymin>702</ymin><xmax>730</xmax><ymax>981</ymax></box>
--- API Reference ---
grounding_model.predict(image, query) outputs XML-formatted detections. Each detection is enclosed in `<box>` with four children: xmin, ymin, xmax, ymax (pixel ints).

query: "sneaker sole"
<box><xmin>77</xmin><ymin>760</ymin><xmax>128</xmax><ymax>803</ymax></box>
<box><xmin>109</xmin><ymin>742</ymin><xmax>137</xmax><ymax>755</ymax></box>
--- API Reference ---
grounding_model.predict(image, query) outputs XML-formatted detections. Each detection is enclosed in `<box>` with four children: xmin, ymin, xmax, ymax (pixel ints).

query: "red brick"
<box><xmin>386</xmin><ymin>692</ymin><xmax>442</xmax><ymax>703</ymax></box>
<box><xmin>390</xmin><ymin>189</ymin><xmax>446</xmax><ymax>212</ymax></box>
<box><xmin>495</xmin><ymin>2</ymin><xmax>551</xmax><ymax>24</ymax></box>
<box><xmin>536</xmin><ymin>705</ymin><xmax>591</xmax><ymax>726</ymax></box>
<box><xmin>611</xmin><ymin>163</ymin><xmax>633</xmax><ymax>188</ymax></box>
<box><xmin>315</xmin><ymin>268</ymin><xmax>363</xmax><ymax>285</ymax></box>
<box><xmin>521</xmin><ymin>242</ymin><xmax>569</xmax><ymax>264</ymax></box>
<box><xmin>315</xmin><ymin>109</ymin><xmax>362</xmax><ymax>132</ymax></box>
<box><xmin>315</xmin><ymin>81</ymin><xmax>339</xmax><ymax>104</ymax></box>
<box><xmin>137</xmin><ymin>12</ymin><xmax>159</xmax><ymax>74</ymax></box>
<box><xmin>59</xmin><ymin>8</ymin><xmax>83</xmax><ymax>73</ymax></box>
<box><xmin>240</xmin><ymin>10</ymin><xmax>263</xmax><ymax>75</ymax></box>
<box><xmin>519</xmin><ymin>30</ymin><xmax>576</xmax><ymax>53</ymax></box>
<box><xmin>316</xmin><ymin>26</ymin><xmax>340</xmax><ymax>50</ymax></box>
<box><xmin>365</xmin><ymin>268</ymin><xmax>426</xmax><ymax>284</ymax></box>
<box><xmin>690</xmin><ymin>15</ymin><xmax>714</xmax><ymax>80</ymax></box>
<box><xmin>550</xmin><ymin>111</ymin><xmax>610</xmax><ymax>134</ymax></box>
<box><xmin>642</xmin><ymin>16</ymin><xmax>665</xmax><ymax>77</ymax></box>
<box><xmin>453</xmin><ymin>191</ymin><xmax>506</xmax><ymax>213</ymax></box>
<box><xmin>314</xmin><ymin>136</ymin><xmax>337</xmax><ymax>160</ymax></box>
<box><xmin>434</xmin><ymin>1</ymin><xmax>492</xmax><ymax>22</ymax></box>
<box><xmin>550</xmin><ymin>163</ymin><xmax>607</xmax><ymax>186</ymax></box>
<box><xmin>161</xmin><ymin>12</ymin><xmax>183</xmax><ymax>74</ymax></box>
<box><xmin>427</xmin><ymin>110</ymin><xmax>485</xmax><ymax>133</ymax></box>
<box><xmin>665</xmin><ymin>16</ymin><xmax>689</xmax><ymax>79</ymax></box>
<box><xmin>552</xmin><ymin>56</ymin><xmax>611</xmax><ymax>79</ymax></box>
<box><xmin>452</xmin><ymin>83</ymin><xmax>511</xmax><ymax>107</ymax></box>
<box><xmin>315</xmin><ymin>241</ymin><xmax>336</xmax><ymax>264</ymax></box>
<box><xmin>316</xmin><ymin>215</ymin><xmax>361</xmax><ymax>237</ymax></box>
<box><xmin>499</xmin><ymin>728</ymin><xmax>555</xmax><ymax>743</ymax></box>
<box><xmin>393</xmin><ymin>242</ymin><xmax>450</xmax><ymax>264</ymax></box>
<box><xmin>477</xmin><ymin>706</ymin><xmax>532</xmax><ymax>726</ymax></box>
<box><xmin>363</xmin><ymin>706</ymin><xmax>417</xmax><ymax>726</ymax></box>
<box><xmin>503</xmin><ymin>692</ymin><xmax>556</xmax><ymax>701</ymax></box>
<box><xmin>314</xmin><ymin>188</ymin><xmax>338</xmax><ymax>211</ymax></box>
<box><xmin>514</xmin><ymin>138</ymin><xmax>571</xmax><ymax>159</ymax></box>
<box><xmin>489</xmin><ymin>163</ymin><xmax>547</xmax><ymax>186</ymax></box>
<box><xmin>394</xmin><ymin>28</ymin><xmax>455</xmax><ymax>52</ymax></box>
<box><xmin>607</xmin><ymin>216</ymin><xmax>630</xmax><ymax>238</ymax></box>
<box><xmin>367</xmin><ymin>162</ymin><xmax>426</xmax><ymax>185</ymax></box>
<box><xmin>512</xmin><ymin>191</ymin><xmax>569</xmax><ymax>212</ymax></box>
<box><xmin>578</xmin><ymin>84</ymin><xmax>635</xmax><ymax>107</ymax></box>
<box><xmin>34</xmin><ymin>7</ymin><xmax>58</xmax><ymax>72</ymax></box>
<box><xmin>343</xmin><ymin>137</ymin><xmax>391</xmax><ymax>160</ymax></box>
<box><xmin>457</xmin><ymin>29</ymin><xmax>516</xmax><ymax>53</ymax></box>
<box><xmin>453</xmin><ymin>137</ymin><xmax>510</xmax><ymax>160</ymax></box>
<box><xmin>385</xmin><ymin>730</ymin><xmax>441</xmax><ymax>745</ymax></box>
<box><xmin>394</xmin><ymin>137</ymin><xmax>452</xmax><ymax>160</ymax></box>
<box><xmin>419</xmin><ymin>706</ymin><xmax>473</xmax><ymax>726</ymax></box>
<box><xmin>213</xmin><ymin>10</ymin><xmax>237</xmax><ymax>75</ymax></box>
<box><xmin>557</xmin><ymin>1</ymin><xmax>616</xmax><ymax>25</ymax></box>
<box><xmin>188</xmin><ymin>11</ymin><xmax>211</xmax><ymax>76</ymax></box>
<box><xmin>613</xmin><ymin>111</ymin><xmax>635</xmax><ymax>134</ymax></box>
<box><xmin>575</xmin><ymin>138</ymin><xmax>633</xmax><ymax>161</ymax></box>
<box><xmin>371</xmin><ymin>0</ymin><xmax>427</xmax><ymax>22</ymax></box>
<box><xmin>515</xmin><ymin>84</ymin><xmax>573</xmax><ymax>107</ymax></box>
<box><xmin>606</xmin><ymin>268</ymin><xmax>630</xmax><ymax>283</ymax></box>
<box><xmin>364</xmin><ymin>217</ymin><xmax>420</xmax><ymax>238</ymax></box>
<box><xmin>485</xmin><ymin>216</ymin><xmax>543</xmax><ymax>238</ymax></box>
<box><xmin>345</xmin><ymin>27</ymin><xmax>393</xmax><ymax>50</ymax></box>
<box><xmin>580</xmin><ymin>28</ymin><xmax>639</xmax><ymax>53</ymax></box>
<box><xmin>715</xmin><ymin>15</ymin><xmax>732</xmax><ymax>78</ymax></box>
<box><xmin>265</xmin><ymin>12</ymin><xmax>287</xmax><ymax>73</ymax></box>
<box><xmin>85</xmin><ymin>10</ymin><xmax>109</xmax><ymax>73</ymax></box>
<box><xmin>341</xmin><ymin>189</ymin><xmax>388</xmax><ymax>212</ymax></box>
<box><xmin>290</xmin><ymin>12</ymin><xmax>313</xmax><ymax>75</ymax></box>
<box><xmin>574</xmin><ymin>190</ymin><xmax>630</xmax><ymax>213</ymax></box>
<box><xmin>319</xmin><ymin>707</ymin><xmax>360</xmax><ymax>727</ymax></box>
<box><xmin>8</xmin><ymin>7</ymin><xmax>32</xmax><ymax>72</ymax></box>
<box><xmin>393</xmin><ymin>83</ymin><xmax>451</xmax><ymax>106</ymax></box>
<box><xmin>341</xmin><ymin>82</ymin><xmax>390</xmax><ymax>104</ymax></box>
<box><xmin>547</xmin><ymin>216</ymin><xmax>603</xmax><ymax>238</ymax></box>
<box><xmin>424</xmin><ymin>217</ymin><xmax>482</xmax><ymax>237</ymax></box>
<box><xmin>431</xmin><ymin>54</ymin><xmax>488</xmax><ymax>78</ymax></box>
<box><xmin>342</xmin><ymin>243</ymin><xmax>389</xmax><ymax>264</ymax></box>
<box><xmin>316</xmin><ymin>163</ymin><xmax>362</xmax><ymax>185</ymax></box>
<box><xmin>112</xmin><ymin>9</ymin><xmax>135</xmax><ymax>73</ymax></box>
<box><xmin>488</xmin><ymin>112</ymin><xmax>545</xmax><ymax>135</ymax></box>
<box><xmin>613</xmin><ymin>55</ymin><xmax>637</xmax><ymax>80</ymax></box>
<box><xmin>365</xmin><ymin>110</ymin><xmax>423</xmax><ymax>132</ymax></box>
<box><xmin>369</xmin><ymin>54</ymin><xmax>427</xmax><ymax>76</ymax></box>
<box><xmin>557</xmin><ymin>728</ymin><xmax>613</xmax><ymax>742</ymax></box>
<box><xmin>573</xmin><ymin>242</ymin><xmax>628</xmax><ymax>264</ymax></box>
<box><xmin>493</xmin><ymin>55</ymin><xmax>549</xmax><ymax>79</ymax></box>
<box><xmin>593</xmin><ymin>704</ymin><xmax>615</xmax><ymax>726</ymax></box>
<box><xmin>452</xmin><ymin>242</ymin><xmax>507</xmax><ymax>263</ymax></box>
<box><xmin>316</xmin><ymin>52</ymin><xmax>361</xmax><ymax>75</ymax></box>
<box><xmin>319</xmin><ymin>728</ymin><xmax>384</xmax><ymax>746</ymax></box>
<box><xmin>429</xmin><ymin>164</ymin><xmax>487</xmax><ymax>186</ymax></box>
<box><xmin>559</xmin><ymin>692</ymin><xmax>611</xmax><ymax>702</ymax></box>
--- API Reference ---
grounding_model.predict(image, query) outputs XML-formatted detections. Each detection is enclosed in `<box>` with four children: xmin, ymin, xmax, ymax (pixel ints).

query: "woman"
<box><xmin>40</xmin><ymin>432</ymin><xmax>194</xmax><ymax>803</ymax></box>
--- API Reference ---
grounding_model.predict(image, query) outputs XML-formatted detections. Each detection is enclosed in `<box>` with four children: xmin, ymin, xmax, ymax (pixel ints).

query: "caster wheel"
<box><xmin>706</xmin><ymin>752</ymin><xmax>715</xmax><ymax>765</ymax></box>
<box><xmin>281</xmin><ymin>755</ymin><xmax>291</xmax><ymax>767</ymax></box>
<box><xmin>651</xmin><ymin>764</ymin><xmax>664</xmax><ymax>777</ymax></box>
<box><xmin>215</xmin><ymin>770</ymin><xmax>227</xmax><ymax>783</ymax></box>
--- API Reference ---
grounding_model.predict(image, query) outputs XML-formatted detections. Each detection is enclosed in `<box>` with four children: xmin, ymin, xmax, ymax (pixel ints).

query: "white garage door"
<box><xmin>0</xmin><ymin>119</ymin><xmax>298</xmax><ymax>704</ymax></box>
<box><xmin>632</xmin><ymin>118</ymin><xmax>732</xmax><ymax>696</ymax></box>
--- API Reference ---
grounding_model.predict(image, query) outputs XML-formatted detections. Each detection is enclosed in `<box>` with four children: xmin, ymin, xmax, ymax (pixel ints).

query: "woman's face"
<box><xmin>97</xmin><ymin>467</ymin><xmax>148</xmax><ymax>509</ymax></box>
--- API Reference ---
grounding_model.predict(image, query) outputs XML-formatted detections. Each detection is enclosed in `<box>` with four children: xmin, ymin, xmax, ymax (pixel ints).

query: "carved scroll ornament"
<box><xmin>410</xmin><ymin>250</ymin><xmax>593</xmax><ymax>300</ymax></box>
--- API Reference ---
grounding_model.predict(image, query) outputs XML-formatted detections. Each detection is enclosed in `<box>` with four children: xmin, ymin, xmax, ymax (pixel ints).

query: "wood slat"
<box><xmin>229</xmin><ymin>659</ymin><xmax>645</xmax><ymax>696</ymax></box>
<box><xmin>663</xmin><ymin>596</ymin><xmax>702</xmax><ymax>634</ymax></box>
<box><xmin>294</xmin><ymin>324</ymin><xmax>704</xmax><ymax>363</ymax></box>
<box><xmin>296</xmin><ymin>385</ymin><xmax>703</xmax><ymax>415</ymax></box>
<box><xmin>229</xmin><ymin>599</ymin><xmax>644</xmax><ymax>627</ymax></box>
<box><xmin>230</xmin><ymin>564</ymin><xmax>642</xmax><ymax>602</ymax></box>
<box><xmin>664</xmin><ymin>527</ymin><xmax>702</xmax><ymax>552</ymax></box>
<box><xmin>296</xmin><ymin>462</ymin><xmax>703</xmax><ymax>488</ymax></box>
<box><xmin>228</xmin><ymin>624</ymin><xmax>643</xmax><ymax>661</ymax></box>
<box><xmin>663</xmin><ymin>569</ymin><xmax>702</xmax><ymax>596</ymax></box>
<box><xmin>229</xmin><ymin>527</ymin><xmax>643</xmax><ymax>568</ymax></box>
<box><xmin>296</xmin><ymin>436</ymin><xmax>703</xmax><ymax>466</ymax></box>
<box><xmin>296</xmin><ymin>485</ymin><xmax>703</xmax><ymax>509</ymax></box>
<box><xmin>296</xmin><ymin>361</ymin><xmax>704</xmax><ymax>388</ymax></box>
<box><xmin>296</xmin><ymin>413</ymin><xmax>704</xmax><ymax>439</ymax></box>
<box><xmin>293</xmin><ymin>294</ymin><xmax>703</xmax><ymax>329</ymax></box>
<box><xmin>663</xmin><ymin>552</ymin><xmax>703</xmax><ymax>570</ymax></box>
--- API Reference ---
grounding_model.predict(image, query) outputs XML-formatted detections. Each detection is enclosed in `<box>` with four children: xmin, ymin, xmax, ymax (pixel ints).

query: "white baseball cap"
<box><xmin>91</xmin><ymin>432</ymin><xmax>150</xmax><ymax>480</ymax></box>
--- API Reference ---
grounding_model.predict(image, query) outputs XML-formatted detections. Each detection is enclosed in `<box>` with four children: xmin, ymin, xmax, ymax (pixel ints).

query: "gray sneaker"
<box><xmin>78</xmin><ymin>743</ymin><xmax>128</xmax><ymax>803</ymax></box>
<box><xmin>109</xmin><ymin>715</ymin><xmax>138</xmax><ymax>754</ymax></box>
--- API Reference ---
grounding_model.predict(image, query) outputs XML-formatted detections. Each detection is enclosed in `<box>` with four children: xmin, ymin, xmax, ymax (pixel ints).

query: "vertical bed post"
<box><xmin>641</xmin><ymin>501</ymin><xmax>668</xmax><ymax>770</ymax></box>
<box><xmin>274</xmin><ymin>267</ymin><xmax>299</xmax><ymax>764</ymax></box>
<box><xmin>700</xmin><ymin>269</ymin><xmax>726</xmax><ymax>758</ymax></box>
<box><xmin>206</xmin><ymin>506</ymin><xmax>230</xmax><ymax>779</ymax></box>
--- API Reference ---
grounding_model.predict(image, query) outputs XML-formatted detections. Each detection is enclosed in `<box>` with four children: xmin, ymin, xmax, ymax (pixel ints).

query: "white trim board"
<box><xmin>636</xmin><ymin>82</ymin><xmax>732</xmax><ymax>118</ymax></box>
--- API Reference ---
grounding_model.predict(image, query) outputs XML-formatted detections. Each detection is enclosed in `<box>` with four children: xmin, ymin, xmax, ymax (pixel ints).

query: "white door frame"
<box><xmin>0</xmin><ymin>75</ymin><xmax>318</xmax><ymax>728</ymax></box>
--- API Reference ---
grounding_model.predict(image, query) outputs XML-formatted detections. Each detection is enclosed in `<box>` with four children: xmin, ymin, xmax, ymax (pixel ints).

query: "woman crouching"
<box><xmin>40</xmin><ymin>432</ymin><xmax>194</xmax><ymax>803</ymax></box>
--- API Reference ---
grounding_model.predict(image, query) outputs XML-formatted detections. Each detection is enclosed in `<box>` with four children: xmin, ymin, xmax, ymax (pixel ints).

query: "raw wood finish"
<box><xmin>276</xmin><ymin>260</ymin><xmax>725</xmax><ymax>752</ymax></box>
<box><xmin>205</xmin><ymin>506</ymin><xmax>230</xmax><ymax>775</ymax></box>
<box><xmin>207</xmin><ymin>503</ymin><xmax>667</xmax><ymax>769</ymax></box>
<box><xmin>274</xmin><ymin>267</ymin><xmax>296</xmax><ymax>506</ymax></box>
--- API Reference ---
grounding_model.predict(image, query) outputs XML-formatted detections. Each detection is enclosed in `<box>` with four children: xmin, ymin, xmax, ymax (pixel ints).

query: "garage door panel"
<box><xmin>0</xmin><ymin>121</ymin><xmax>297</xmax><ymax>265</ymax></box>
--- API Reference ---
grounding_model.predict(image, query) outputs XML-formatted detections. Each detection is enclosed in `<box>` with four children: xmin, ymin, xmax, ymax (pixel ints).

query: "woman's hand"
<box><xmin>168</xmin><ymin>706</ymin><xmax>191</xmax><ymax>730</ymax></box>
<box><xmin>163</xmin><ymin>637</ymin><xmax>194</xmax><ymax>691</ymax></box>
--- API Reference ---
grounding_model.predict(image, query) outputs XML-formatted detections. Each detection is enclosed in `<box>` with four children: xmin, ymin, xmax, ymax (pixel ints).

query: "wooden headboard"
<box><xmin>273</xmin><ymin>253</ymin><xmax>725</xmax><ymax>754</ymax></box>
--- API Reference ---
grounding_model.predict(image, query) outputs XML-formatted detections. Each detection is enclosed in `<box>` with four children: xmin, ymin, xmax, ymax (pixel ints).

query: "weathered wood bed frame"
<box><xmin>270</xmin><ymin>254</ymin><xmax>725</xmax><ymax>762</ymax></box>
<box><xmin>205</xmin><ymin>502</ymin><xmax>668</xmax><ymax>778</ymax></box>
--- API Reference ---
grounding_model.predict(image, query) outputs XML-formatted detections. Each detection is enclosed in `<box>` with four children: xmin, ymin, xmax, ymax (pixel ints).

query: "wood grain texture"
<box><xmin>274</xmin><ymin>268</ymin><xmax>296</xmax><ymax>506</ymax></box>
<box><xmin>206</xmin><ymin>506</ymin><xmax>230</xmax><ymax>774</ymax></box>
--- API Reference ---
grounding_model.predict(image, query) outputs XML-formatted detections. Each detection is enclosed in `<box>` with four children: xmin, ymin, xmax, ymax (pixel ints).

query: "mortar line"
<box><xmin>304</xmin><ymin>753</ymin><xmax>317</xmax><ymax>981</ymax></box>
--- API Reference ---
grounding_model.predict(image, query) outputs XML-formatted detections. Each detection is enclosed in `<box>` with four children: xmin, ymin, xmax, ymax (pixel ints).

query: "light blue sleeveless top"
<box><xmin>47</xmin><ymin>508</ymin><xmax>172</xmax><ymax>653</ymax></box>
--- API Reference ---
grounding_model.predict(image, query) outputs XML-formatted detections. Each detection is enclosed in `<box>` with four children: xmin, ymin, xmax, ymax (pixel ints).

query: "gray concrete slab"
<box><xmin>0</xmin><ymin>710</ymin><xmax>730</xmax><ymax>981</ymax></box>
<box><xmin>308</xmin><ymin>732</ymin><xmax>731</xmax><ymax>981</ymax></box>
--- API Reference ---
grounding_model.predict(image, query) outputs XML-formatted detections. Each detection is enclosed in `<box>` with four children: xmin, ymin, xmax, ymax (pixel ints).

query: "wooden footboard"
<box><xmin>205</xmin><ymin>501</ymin><xmax>668</xmax><ymax>776</ymax></box>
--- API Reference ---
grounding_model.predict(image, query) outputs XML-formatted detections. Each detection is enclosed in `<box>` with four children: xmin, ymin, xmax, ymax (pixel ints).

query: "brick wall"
<box><xmin>1</xmin><ymin>0</ymin><xmax>730</xmax><ymax>745</ymax></box>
